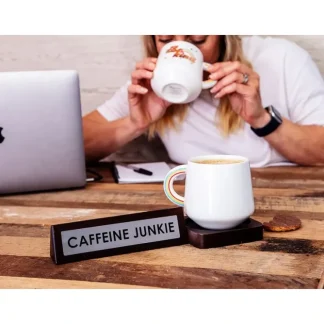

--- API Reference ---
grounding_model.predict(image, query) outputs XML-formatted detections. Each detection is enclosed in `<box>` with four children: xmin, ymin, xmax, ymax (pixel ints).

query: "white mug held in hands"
<box><xmin>163</xmin><ymin>155</ymin><xmax>255</xmax><ymax>230</ymax></box>
<box><xmin>150</xmin><ymin>41</ymin><xmax>217</xmax><ymax>104</ymax></box>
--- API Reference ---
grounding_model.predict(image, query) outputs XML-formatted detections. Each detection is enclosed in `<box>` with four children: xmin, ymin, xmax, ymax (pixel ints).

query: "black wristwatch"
<box><xmin>251</xmin><ymin>105</ymin><xmax>283</xmax><ymax>137</ymax></box>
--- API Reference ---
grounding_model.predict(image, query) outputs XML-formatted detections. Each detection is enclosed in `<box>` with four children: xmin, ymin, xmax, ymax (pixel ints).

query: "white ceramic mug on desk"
<box><xmin>150</xmin><ymin>41</ymin><xmax>216</xmax><ymax>104</ymax></box>
<box><xmin>163</xmin><ymin>155</ymin><xmax>255</xmax><ymax>230</ymax></box>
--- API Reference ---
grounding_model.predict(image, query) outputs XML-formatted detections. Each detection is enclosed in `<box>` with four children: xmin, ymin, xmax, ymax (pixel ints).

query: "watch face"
<box><xmin>268</xmin><ymin>106</ymin><xmax>283</xmax><ymax>123</ymax></box>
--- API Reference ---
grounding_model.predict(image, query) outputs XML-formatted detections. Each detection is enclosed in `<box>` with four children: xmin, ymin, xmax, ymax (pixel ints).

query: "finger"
<box><xmin>207</xmin><ymin>61</ymin><xmax>232</xmax><ymax>73</ymax></box>
<box><xmin>210</xmin><ymin>71</ymin><xmax>243</xmax><ymax>94</ymax></box>
<box><xmin>214</xmin><ymin>82</ymin><xmax>252</xmax><ymax>99</ymax></box>
<box><xmin>131</xmin><ymin>69</ymin><xmax>153</xmax><ymax>85</ymax></box>
<box><xmin>135</xmin><ymin>58</ymin><xmax>157</xmax><ymax>71</ymax></box>
<box><xmin>128</xmin><ymin>84</ymin><xmax>148</xmax><ymax>95</ymax></box>
<box><xmin>209</xmin><ymin>61</ymin><xmax>253</xmax><ymax>80</ymax></box>
<box><xmin>139</xmin><ymin>57</ymin><xmax>158</xmax><ymax>65</ymax></box>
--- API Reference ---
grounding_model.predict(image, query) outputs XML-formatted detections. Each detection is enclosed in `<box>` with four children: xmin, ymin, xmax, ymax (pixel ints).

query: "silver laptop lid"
<box><xmin>0</xmin><ymin>70</ymin><xmax>86</xmax><ymax>195</ymax></box>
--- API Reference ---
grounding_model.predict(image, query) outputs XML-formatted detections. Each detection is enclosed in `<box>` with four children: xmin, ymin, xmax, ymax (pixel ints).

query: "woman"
<box><xmin>83</xmin><ymin>35</ymin><xmax>324</xmax><ymax>167</ymax></box>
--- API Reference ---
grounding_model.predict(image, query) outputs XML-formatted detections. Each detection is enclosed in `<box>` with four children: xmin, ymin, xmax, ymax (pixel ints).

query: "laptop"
<box><xmin>0</xmin><ymin>70</ymin><xmax>87</xmax><ymax>195</ymax></box>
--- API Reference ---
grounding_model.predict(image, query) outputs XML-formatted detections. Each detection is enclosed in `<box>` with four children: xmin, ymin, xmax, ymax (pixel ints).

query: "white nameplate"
<box><xmin>61</xmin><ymin>216</ymin><xmax>180</xmax><ymax>256</ymax></box>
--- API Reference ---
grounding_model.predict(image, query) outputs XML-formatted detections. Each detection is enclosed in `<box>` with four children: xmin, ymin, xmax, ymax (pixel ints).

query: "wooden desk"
<box><xmin>0</xmin><ymin>164</ymin><xmax>323</xmax><ymax>289</ymax></box>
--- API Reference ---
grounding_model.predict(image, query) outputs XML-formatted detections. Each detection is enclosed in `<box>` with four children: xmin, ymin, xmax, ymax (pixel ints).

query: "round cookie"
<box><xmin>263</xmin><ymin>215</ymin><xmax>302</xmax><ymax>232</ymax></box>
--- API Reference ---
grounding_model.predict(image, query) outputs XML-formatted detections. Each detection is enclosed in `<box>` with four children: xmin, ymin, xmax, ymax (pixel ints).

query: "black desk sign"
<box><xmin>50</xmin><ymin>207</ymin><xmax>187</xmax><ymax>265</ymax></box>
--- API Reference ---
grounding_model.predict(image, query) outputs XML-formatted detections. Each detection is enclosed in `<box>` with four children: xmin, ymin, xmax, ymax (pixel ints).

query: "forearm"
<box><xmin>83</xmin><ymin>111</ymin><xmax>146</xmax><ymax>163</ymax></box>
<box><xmin>264</xmin><ymin>118</ymin><xmax>324</xmax><ymax>165</ymax></box>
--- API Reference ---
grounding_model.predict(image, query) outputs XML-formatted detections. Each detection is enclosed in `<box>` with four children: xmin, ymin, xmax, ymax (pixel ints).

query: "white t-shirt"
<box><xmin>97</xmin><ymin>36</ymin><xmax>324</xmax><ymax>167</ymax></box>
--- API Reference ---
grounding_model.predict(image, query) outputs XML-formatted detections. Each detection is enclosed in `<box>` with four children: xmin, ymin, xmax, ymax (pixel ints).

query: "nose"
<box><xmin>173</xmin><ymin>36</ymin><xmax>186</xmax><ymax>42</ymax></box>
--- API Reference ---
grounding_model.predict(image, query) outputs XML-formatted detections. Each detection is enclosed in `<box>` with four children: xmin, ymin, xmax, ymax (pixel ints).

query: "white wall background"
<box><xmin>1</xmin><ymin>35</ymin><xmax>323</xmax><ymax>161</ymax></box>
<box><xmin>0</xmin><ymin>36</ymin><xmax>143</xmax><ymax>116</ymax></box>
<box><xmin>0</xmin><ymin>35</ymin><xmax>324</xmax><ymax>117</ymax></box>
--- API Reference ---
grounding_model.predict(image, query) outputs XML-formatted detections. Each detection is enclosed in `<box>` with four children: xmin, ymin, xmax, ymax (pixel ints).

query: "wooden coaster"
<box><xmin>186</xmin><ymin>218</ymin><xmax>263</xmax><ymax>249</ymax></box>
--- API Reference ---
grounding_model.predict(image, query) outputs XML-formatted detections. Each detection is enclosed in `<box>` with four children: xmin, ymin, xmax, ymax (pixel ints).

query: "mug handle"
<box><xmin>202</xmin><ymin>62</ymin><xmax>217</xmax><ymax>90</ymax></box>
<box><xmin>163</xmin><ymin>165</ymin><xmax>187</xmax><ymax>207</ymax></box>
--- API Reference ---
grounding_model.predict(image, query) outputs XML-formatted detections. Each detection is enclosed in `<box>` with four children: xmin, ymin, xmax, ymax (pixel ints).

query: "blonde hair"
<box><xmin>142</xmin><ymin>36</ymin><xmax>252</xmax><ymax>139</ymax></box>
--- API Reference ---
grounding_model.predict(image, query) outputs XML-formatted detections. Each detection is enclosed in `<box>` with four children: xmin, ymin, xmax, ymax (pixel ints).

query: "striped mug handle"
<box><xmin>163</xmin><ymin>165</ymin><xmax>187</xmax><ymax>207</ymax></box>
<box><xmin>202</xmin><ymin>62</ymin><xmax>217</xmax><ymax>90</ymax></box>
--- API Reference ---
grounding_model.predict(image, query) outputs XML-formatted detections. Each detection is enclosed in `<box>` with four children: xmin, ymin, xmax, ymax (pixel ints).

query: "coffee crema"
<box><xmin>194</xmin><ymin>159</ymin><xmax>243</xmax><ymax>165</ymax></box>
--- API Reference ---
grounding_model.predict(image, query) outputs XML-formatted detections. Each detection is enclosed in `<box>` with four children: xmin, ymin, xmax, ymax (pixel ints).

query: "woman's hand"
<box><xmin>128</xmin><ymin>57</ymin><xmax>171</xmax><ymax>131</ymax></box>
<box><xmin>208</xmin><ymin>61</ymin><xmax>270</xmax><ymax>128</ymax></box>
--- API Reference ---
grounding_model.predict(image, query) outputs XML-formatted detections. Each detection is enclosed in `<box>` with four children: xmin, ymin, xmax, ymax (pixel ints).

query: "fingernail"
<box><xmin>146</xmin><ymin>71</ymin><xmax>153</xmax><ymax>77</ymax></box>
<box><xmin>149</xmin><ymin>63</ymin><xmax>155</xmax><ymax>69</ymax></box>
<box><xmin>141</xmin><ymin>88</ymin><xmax>148</xmax><ymax>94</ymax></box>
<box><xmin>210</xmin><ymin>87</ymin><xmax>218</xmax><ymax>94</ymax></box>
<box><xmin>214</xmin><ymin>93</ymin><xmax>221</xmax><ymax>98</ymax></box>
<box><xmin>211</xmin><ymin>72</ymin><xmax>220</xmax><ymax>79</ymax></box>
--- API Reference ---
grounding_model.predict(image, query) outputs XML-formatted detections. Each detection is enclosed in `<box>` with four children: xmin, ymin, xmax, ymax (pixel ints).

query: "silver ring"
<box><xmin>242</xmin><ymin>73</ymin><xmax>249</xmax><ymax>85</ymax></box>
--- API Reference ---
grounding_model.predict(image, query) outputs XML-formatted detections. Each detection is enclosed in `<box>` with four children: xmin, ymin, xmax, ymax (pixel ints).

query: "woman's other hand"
<box><xmin>208</xmin><ymin>61</ymin><xmax>270</xmax><ymax>128</ymax></box>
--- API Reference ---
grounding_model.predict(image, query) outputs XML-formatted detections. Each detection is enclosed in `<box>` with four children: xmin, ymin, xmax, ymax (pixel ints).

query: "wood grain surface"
<box><xmin>0</xmin><ymin>164</ymin><xmax>323</xmax><ymax>289</ymax></box>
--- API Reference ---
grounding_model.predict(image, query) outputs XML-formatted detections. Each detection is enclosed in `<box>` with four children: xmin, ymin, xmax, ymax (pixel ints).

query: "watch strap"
<box><xmin>251</xmin><ymin>107</ymin><xmax>282</xmax><ymax>137</ymax></box>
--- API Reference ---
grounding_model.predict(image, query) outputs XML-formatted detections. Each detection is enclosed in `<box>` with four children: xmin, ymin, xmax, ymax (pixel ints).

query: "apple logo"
<box><xmin>0</xmin><ymin>127</ymin><xmax>5</xmax><ymax>144</ymax></box>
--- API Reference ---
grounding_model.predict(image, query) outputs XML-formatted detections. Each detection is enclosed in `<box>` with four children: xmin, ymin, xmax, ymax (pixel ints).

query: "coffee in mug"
<box><xmin>163</xmin><ymin>155</ymin><xmax>255</xmax><ymax>230</ymax></box>
<box><xmin>151</xmin><ymin>41</ymin><xmax>216</xmax><ymax>104</ymax></box>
